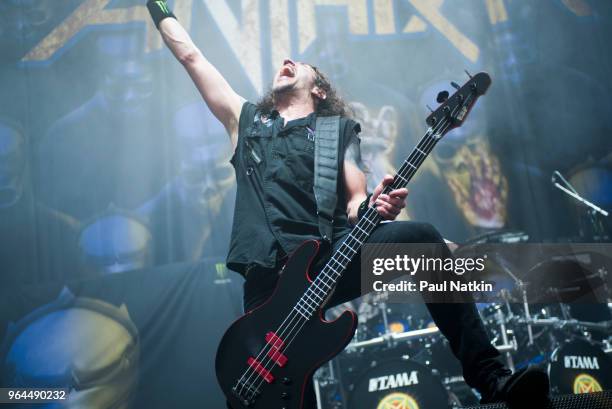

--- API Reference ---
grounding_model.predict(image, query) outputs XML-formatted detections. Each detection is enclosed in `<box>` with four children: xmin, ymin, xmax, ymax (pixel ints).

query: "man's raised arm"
<box><xmin>147</xmin><ymin>0</ymin><xmax>244</xmax><ymax>148</ymax></box>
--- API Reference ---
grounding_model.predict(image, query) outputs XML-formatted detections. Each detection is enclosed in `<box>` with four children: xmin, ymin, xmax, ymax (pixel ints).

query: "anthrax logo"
<box><xmin>573</xmin><ymin>373</ymin><xmax>603</xmax><ymax>394</ymax></box>
<box><xmin>19</xmin><ymin>0</ymin><xmax>592</xmax><ymax>93</ymax></box>
<box><xmin>23</xmin><ymin>0</ymin><xmax>485</xmax><ymax>95</ymax></box>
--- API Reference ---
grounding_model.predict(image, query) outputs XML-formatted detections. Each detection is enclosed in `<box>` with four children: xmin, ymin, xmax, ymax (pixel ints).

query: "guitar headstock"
<box><xmin>425</xmin><ymin>72</ymin><xmax>492</xmax><ymax>138</ymax></box>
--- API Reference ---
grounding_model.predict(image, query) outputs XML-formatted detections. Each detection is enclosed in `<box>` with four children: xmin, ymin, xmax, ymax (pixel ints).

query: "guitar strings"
<box><xmin>240</xmin><ymin>113</ymin><xmax>455</xmax><ymax>400</ymax></box>
<box><xmin>305</xmin><ymin>128</ymin><xmax>441</xmax><ymax>299</ymax></box>
<box><xmin>235</xmin><ymin>124</ymin><xmax>444</xmax><ymax>401</ymax></box>
<box><xmin>236</xmin><ymin>98</ymin><xmax>467</xmax><ymax>400</ymax></box>
<box><xmin>240</xmin><ymin>123</ymin><xmax>447</xmax><ymax>401</ymax></box>
<box><xmin>238</xmin><ymin>115</ymin><xmax>454</xmax><ymax>400</ymax></box>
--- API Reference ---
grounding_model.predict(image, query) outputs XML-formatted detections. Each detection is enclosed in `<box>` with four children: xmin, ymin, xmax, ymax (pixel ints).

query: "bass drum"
<box><xmin>548</xmin><ymin>338</ymin><xmax>612</xmax><ymax>395</ymax></box>
<box><xmin>348</xmin><ymin>359</ymin><xmax>450</xmax><ymax>409</ymax></box>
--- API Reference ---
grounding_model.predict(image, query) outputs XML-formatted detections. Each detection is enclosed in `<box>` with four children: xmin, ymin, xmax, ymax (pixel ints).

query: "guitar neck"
<box><xmin>296</xmin><ymin>128</ymin><xmax>442</xmax><ymax>315</ymax></box>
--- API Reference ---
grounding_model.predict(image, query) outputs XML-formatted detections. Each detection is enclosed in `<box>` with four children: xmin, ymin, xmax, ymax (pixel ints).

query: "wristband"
<box><xmin>147</xmin><ymin>0</ymin><xmax>177</xmax><ymax>29</ymax></box>
<box><xmin>357</xmin><ymin>193</ymin><xmax>373</xmax><ymax>221</ymax></box>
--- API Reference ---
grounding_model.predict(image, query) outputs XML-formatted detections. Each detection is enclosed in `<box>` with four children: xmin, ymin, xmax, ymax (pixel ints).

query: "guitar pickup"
<box><xmin>265</xmin><ymin>332</ymin><xmax>285</xmax><ymax>349</ymax></box>
<box><xmin>247</xmin><ymin>357</ymin><xmax>274</xmax><ymax>383</ymax></box>
<box><xmin>267</xmin><ymin>348</ymin><xmax>288</xmax><ymax>367</ymax></box>
<box><xmin>265</xmin><ymin>332</ymin><xmax>288</xmax><ymax>367</ymax></box>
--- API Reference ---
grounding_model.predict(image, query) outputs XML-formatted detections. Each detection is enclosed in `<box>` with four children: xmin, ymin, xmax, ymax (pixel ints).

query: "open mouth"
<box><xmin>279</xmin><ymin>65</ymin><xmax>295</xmax><ymax>79</ymax></box>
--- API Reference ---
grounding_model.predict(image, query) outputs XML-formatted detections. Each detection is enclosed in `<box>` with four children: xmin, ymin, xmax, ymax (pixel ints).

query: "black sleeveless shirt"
<box><xmin>226</xmin><ymin>102</ymin><xmax>361</xmax><ymax>275</ymax></box>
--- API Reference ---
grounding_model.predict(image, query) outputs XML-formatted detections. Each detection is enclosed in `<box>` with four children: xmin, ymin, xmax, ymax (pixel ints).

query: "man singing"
<box><xmin>147</xmin><ymin>1</ymin><xmax>550</xmax><ymax>407</ymax></box>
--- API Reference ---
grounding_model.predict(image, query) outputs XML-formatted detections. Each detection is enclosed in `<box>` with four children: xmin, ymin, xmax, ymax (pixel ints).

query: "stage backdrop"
<box><xmin>1</xmin><ymin>0</ymin><xmax>611</xmax><ymax>407</ymax></box>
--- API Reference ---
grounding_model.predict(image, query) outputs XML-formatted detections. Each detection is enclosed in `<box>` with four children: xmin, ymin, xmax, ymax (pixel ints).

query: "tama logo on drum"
<box><xmin>564</xmin><ymin>355</ymin><xmax>600</xmax><ymax>370</ymax></box>
<box><xmin>368</xmin><ymin>371</ymin><xmax>419</xmax><ymax>392</ymax></box>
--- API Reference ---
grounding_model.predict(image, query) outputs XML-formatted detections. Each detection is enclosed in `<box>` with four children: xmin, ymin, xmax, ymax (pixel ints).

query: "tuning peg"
<box><xmin>464</xmin><ymin>70</ymin><xmax>473</xmax><ymax>78</ymax></box>
<box><xmin>436</xmin><ymin>90</ymin><xmax>449</xmax><ymax>103</ymax></box>
<box><xmin>450</xmin><ymin>81</ymin><xmax>460</xmax><ymax>90</ymax></box>
<box><xmin>426</xmin><ymin>104</ymin><xmax>434</xmax><ymax>113</ymax></box>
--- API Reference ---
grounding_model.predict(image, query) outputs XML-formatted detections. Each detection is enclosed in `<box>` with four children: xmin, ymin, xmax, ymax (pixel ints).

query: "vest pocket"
<box><xmin>285</xmin><ymin>145</ymin><xmax>314</xmax><ymax>192</ymax></box>
<box><xmin>242</xmin><ymin>124</ymin><xmax>270</xmax><ymax>169</ymax></box>
<box><xmin>245</xmin><ymin>139</ymin><xmax>262</xmax><ymax>165</ymax></box>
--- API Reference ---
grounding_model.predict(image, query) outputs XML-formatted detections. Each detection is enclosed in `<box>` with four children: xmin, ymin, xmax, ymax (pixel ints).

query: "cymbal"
<box><xmin>519</xmin><ymin>254</ymin><xmax>610</xmax><ymax>303</ymax></box>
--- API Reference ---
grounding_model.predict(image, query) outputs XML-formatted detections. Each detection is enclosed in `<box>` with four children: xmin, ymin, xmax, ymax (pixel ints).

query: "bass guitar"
<box><xmin>216</xmin><ymin>72</ymin><xmax>492</xmax><ymax>409</ymax></box>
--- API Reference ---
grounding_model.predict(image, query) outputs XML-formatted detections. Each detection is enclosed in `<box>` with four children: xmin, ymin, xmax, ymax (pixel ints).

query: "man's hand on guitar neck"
<box><xmin>370</xmin><ymin>175</ymin><xmax>408</xmax><ymax>220</ymax></box>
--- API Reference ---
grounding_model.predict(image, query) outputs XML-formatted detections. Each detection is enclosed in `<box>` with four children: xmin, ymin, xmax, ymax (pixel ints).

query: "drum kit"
<box><xmin>313</xmin><ymin>231</ymin><xmax>612</xmax><ymax>409</ymax></box>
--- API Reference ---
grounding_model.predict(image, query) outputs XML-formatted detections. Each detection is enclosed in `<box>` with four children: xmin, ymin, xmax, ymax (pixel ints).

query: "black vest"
<box><xmin>226</xmin><ymin>102</ymin><xmax>360</xmax><ymax>275</ymax></box>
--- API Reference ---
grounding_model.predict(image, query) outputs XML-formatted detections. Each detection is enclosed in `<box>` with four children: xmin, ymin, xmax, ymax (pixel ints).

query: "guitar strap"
<box><xmin>313</xmin><ymin>115</ymin><xmax>341</xmax><ymax>243</ymax></box>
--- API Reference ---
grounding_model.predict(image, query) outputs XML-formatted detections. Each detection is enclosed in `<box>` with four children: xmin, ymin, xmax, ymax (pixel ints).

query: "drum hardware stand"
<box><xmin>521</xmin><ymin>316</ymin><xmax>612</xmax><ymax>334</ymax></box>
<box><xmin>518</xmin><ymin>281</ymin><xmax>535</xmax><ymax>345</ymax></box>
<box><xmin>495</xmin><ymin>308</ymin><xmax>516</xmax><ymax>371</ymax></box>
<box><xmin>345</xmin><ymin>316</ymin><xmax>519</xmax><ymax>353</ymax></box>
<box><xmin>328</xmin><ymin>360</ymin><xmax>336</xmax><ymax>382</ymax></box>
<box><xmin>496</xmin><ymin>256</ymin><xmax>535</xmax><ymax>345</ymax></box>
<box><xmin>379</xmin><ymin>301</ymin><xmax>393</xmax><ymax>348</ymax></box>
<box><xmin>549</xmin><ymin>286</ymin><xmax>577</xmax><ymax>320</ymax></box>
<box><xmin>314</xmin><ymin>377</ymin><xmax>323</xmax><ymax>409</ymax></box>
<box><xmin>499</xmin><ymin>289</ymin><xmax>515</xmax><ymax>321</ymax></box>
<box><xmin>552</xmin><ymin>170</ymin><xmax>609</xmax><ymax>242</ymax></box>
<box><xmin>314</xmin><ymin>360</ymin><xmax>344</xmax><ymax>409</ymax></box>
<box><xmin>346</xmin><ymin>326</ymin><xmax>441</xmax><ymax>350</ymax></box>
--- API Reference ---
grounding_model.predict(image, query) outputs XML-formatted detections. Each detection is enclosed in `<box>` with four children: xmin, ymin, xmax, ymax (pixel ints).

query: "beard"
<box><xmin>272</xmin><ymin>80</ymin><xmax>297</xmax><ymax>96</ymax></box>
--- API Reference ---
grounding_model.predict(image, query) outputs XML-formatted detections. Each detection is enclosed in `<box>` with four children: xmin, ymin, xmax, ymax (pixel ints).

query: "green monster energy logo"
<box><xmin>215</xmin><ymin>263</ymin><xmax>228</xmax><ymax>279</ymax></box>
<box><xmin>155</xmin><ymin>1</ymin><xmax>170</xmax><ymax>14</ymax></box>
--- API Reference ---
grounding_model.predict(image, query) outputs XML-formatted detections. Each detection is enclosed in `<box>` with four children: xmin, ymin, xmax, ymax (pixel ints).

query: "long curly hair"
<box><xmin>256</xmin><ymin>65</ymin><xmax>351</xmax><ymax>117</ymax></box>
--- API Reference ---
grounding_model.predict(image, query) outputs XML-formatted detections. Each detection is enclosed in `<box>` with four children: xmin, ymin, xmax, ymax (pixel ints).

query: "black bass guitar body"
<box><xmin>216</xmin><ymin>240</ymin><xmax>357</xmax><ymax>409</ymax></box>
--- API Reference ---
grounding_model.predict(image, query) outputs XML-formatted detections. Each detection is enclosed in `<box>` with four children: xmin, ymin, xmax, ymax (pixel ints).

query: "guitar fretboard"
<box><xmin>291</xmin><ymin>127</ymin><xmax>443</xmax><ymax>320</ymax></box>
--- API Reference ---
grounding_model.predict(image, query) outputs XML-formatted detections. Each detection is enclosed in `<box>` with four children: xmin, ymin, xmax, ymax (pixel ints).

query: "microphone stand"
<box><xmin>552</xmin><ymin>172</ymin><xmax>609</xmax><ymax>241</ymax></box>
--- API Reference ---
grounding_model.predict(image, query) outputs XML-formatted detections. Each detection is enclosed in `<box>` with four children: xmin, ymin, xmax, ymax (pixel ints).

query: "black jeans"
<box><xmin>240</xmin><ymin>221</ymin><xmax>508</xmax><ymax>406</ymax></box>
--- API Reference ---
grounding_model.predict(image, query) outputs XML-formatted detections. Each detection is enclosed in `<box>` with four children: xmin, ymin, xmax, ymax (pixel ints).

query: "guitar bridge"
<box><xmin>232</xmin><ymin>380</ymin><xmax>259</xmax><ymax>407</ymax></box>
